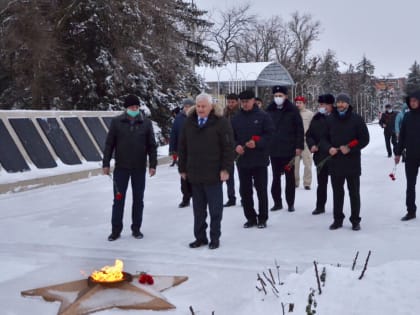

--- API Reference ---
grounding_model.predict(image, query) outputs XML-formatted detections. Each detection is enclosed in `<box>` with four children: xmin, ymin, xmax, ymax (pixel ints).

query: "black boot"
<box><xmin>224</xmin><ymin>199</ymin><xmax>236</xmax><ymax>207</ymax></box>
<box><xmin>329</xmin><ymin>221</ymin><xmax>343</xmax><ymax>230</ymax></box>
<box><xmin>312</xmin><ymin>208</ymin><xmax>325</xmax><ymax>215</ymax></box>
<box><xmin>270</xmin><ymin>204</ymin><xmax>283</xmax><ymax>211</ymax></box>
<box><xmin>401</xmin><ymin>212</ymin><xmax>416</xmax><ymax>221</ymax></box>
<box><xmin>178</xmin><ymin>200</ymin><xmax>190</xmax><ymax>208</ymax></box>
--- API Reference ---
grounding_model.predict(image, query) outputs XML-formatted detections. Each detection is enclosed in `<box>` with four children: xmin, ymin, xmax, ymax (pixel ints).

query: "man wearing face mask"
<box><xmin>266</xmin><ymin>86</ymin><xmax>304</xmax><ymax>212</ymax></box>
<box><xmin>379</xmin><ymin>104</ymin><xmax>398</xmax><ymax>157</ymax></box>
<box><xmin>103</xmin><ymin>94</ymin><xmax>157</xmax><ymax>241</ymax></box>
<box><xmin>306</xmin><ymin>94</ymin><xmax>335</xmax><ymax>215</ymax></box>
<box><xmin>321</xmin><ymin>93</ymin><xmax>369</xmax><ymax>231</ymax></box>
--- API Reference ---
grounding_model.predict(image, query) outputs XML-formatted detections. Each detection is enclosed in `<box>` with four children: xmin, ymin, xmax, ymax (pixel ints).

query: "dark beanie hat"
<box><xmin>272</xmin><ymin>85</ymin><xmax>288</xmax><ymax>94</ymax></box>
<box><xmin>409</xmin><ymin>89</ymin><xmax>420</xmax><ymax>101</ymax></box>
<box><xmin>318</xmin><ymin>94</ymin><xmax>335</xmax><ymax>105</ymax></box>
<box><xmin>238</xmin><ymin>90</ymin><xmax>255</xmax><ymax>100</ymax></box>
<box><xmin>336</xmin><ymin>93</ymin><xmax>351</xmax><ymax>104</ymax></box>
<box><xmin>182</xmin><ymin>98</ymin><xmax>194</xmax><ymax>107</ymax></box>
<box><xmin>226</xmin><ymin>93</ymin><xmax>239</xmax><ymax>100</ymax></box>
<box><xmin>124</xmin><ymin>94</ymin><xmax>140</xmax><ymax>108</ymax></box>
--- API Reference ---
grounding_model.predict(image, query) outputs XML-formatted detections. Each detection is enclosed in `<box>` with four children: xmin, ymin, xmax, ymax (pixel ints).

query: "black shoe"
<box><xmin>312</xmin><ymin>208</ymin><xmax>325</xmax><ymax>215</ymax></box>
<box><xmin>189</xmin><ymin>239</ymin><xmax>208</xmax><ymax>248</ymax></box>
<box><xmin>288</xmin><ymin>206</ymin><xmax>295</xmax><ymax>212</ymax></box>
<box><xmin>329</xmin><ymin>222</ymin><xmax>343</xmax><ymax>230</ymax></box>
<box><xmin>401</xmin><ymin>213</ymin><xmax>416</xmax><ymax>221</ymax></box>
<box><xmin>257</xmin><ymin>222</ymin><xmax>267</xmax><ymax>229</ymax></box>
<box><xmin>170</xmin><ymin>160</ymin><xmax>177</xmax><ymax>167</ymax></box>
<box><xmin>304</xmin><ymin>186</ymin><xmax>311</xmax><ymax>190</ymax></box>
<box><xmin>270</xmin><ymin>204</ymin><xmax>283</xmax><ymax>211</ymax></box>
<box><xmin>108</xmin><ymin>233</ymin><xmax>120</xmax><ymax>241</ymax></box>
<box><xmin>178</xmin><ymin>200</ymin><xmax>190</xmax><ymax>208</ymax></box>
<box><xmin>132</xmin><ymin>231</ymin><xmax>144</xmax><ymax>239</ymax></box>
<box><xmin>243</xmin><ymin>221</ymin><xmax>257</xmax><ymax>228</ymax></box>
<box><xmin>352</xmin><ymin>223</ymin><xmax>361</xmax><ymax>231</ymax></box>
<box><xmin>224</xmin><ymin>199</ymin><xmax>236</xmax><ymax>207</ymax></box>
<box><xmin>209</xmin><ymin>240</ymin><xmax>220</xmax><ymax>249</ymax></box>
<box><xmin>388</xmin><ymin>154</ymin><xmax>392</xmax><ymax>158</ymax></box>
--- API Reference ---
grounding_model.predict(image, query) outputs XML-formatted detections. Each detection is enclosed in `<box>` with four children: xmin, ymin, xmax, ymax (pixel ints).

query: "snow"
<box><xmin>1</xmin><ymin>124</ymin><xmax>419</xmax><ymax>315</ymax></box>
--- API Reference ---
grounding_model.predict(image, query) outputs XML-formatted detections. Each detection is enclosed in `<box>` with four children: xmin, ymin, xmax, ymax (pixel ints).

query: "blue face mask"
<box><xmin>338</xmin><ymin>110</ymin><xmax>347</xmax><ymax>117</ymax></box>
<box><xmin>127</xmin><ymin>109</ymin><xmax>140</xmax><ymax>118</ymax></box>
<box><xmin>318</xmin><ymin>107</ymin><xmax>327</xmax><ymax>115</ymax></box>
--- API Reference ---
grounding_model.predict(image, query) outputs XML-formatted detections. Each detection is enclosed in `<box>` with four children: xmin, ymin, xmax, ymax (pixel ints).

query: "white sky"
<box><xmin>194</xmin><ymin>0</ymin><xmax>419</xmax><ymax>78</ymax></box>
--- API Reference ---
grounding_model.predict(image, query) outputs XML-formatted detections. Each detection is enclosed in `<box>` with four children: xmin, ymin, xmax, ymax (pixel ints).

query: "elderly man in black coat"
<box><xmin>231</xmin><ymin>90</ymin><xmax>274</xmax><ymax>228</ymax></box>
<box><xmin>178</xmin><ymin>93</ymin><xmax>234</xmax><ymax>249</ymax></box>
<box><xmin>321</xmin><ymin>93</ymin><xmax>369</xmax><ymax>231</ymax></box>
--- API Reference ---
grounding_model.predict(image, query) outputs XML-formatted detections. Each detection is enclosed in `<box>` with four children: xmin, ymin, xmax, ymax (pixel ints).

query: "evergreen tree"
<box><xmin>406</xmin><ymin>61</ymin><xmax>420</xmax><ymax>95</ymax></box>
<box><xmin>317</xmin><ymin>49</ymin><xmax>342</xmax><ymax>95</ymax></box>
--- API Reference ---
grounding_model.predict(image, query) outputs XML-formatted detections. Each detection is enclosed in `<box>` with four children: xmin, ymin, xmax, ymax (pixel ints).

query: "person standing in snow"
<box><xmin>379</xmin><ymin>104</ymin><xmax>398</xmax><ymax>157</ymax></box>
<box><xmin>178</xmin><ymin>93</ymin><xmax>234</xmax><ymax>250</ymax></box>
<box><xmin>395</xmin><ymin>98</ymin><xmax>409</xmax><ymax>162</ymax></box>
<box><xmin>394</xmin><ymin>90</ymin><xmax>420</xmax><ymax>221</ymax></box>
<box><xmin>294</xmin><ymin>96</ymin><xmax>314</xmax><ymax>190</ymax></box>
<box><xmin>266</xmin><ymin>86</ymin><xmax>304</xmax><ymax>212</ymax></box>
<box><xmin>169</xmin><ymin>98</ymin><xmax>194</xmax><ymax>208</ymax></box>
<box><xmin>321</xmin><ymin>93</ymin><xmax>369</xmax><ymax>231</ymax></box>
<box><xmin>223</xmin><ymin>93</ymin><xmax>239</xmax><ymax>207</ymax></box>
<box><xmin>103</xmin><ymin>94</ymin><xmax>157</xmax><ymax>241</ymax></box>
<box><xmin>306</xmin><ymin>94</ymin><xmax>335</xmax><ymax>215</ymax></box>
<box><xmin>231</xmin><ymin>90</ymin><xmax>274</xmax><ymax>229</ymax></box>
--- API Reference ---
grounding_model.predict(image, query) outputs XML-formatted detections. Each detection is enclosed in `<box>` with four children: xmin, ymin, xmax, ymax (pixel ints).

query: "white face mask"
<box><xmin>274</xmin><ymin>97</ymin><xmax>284</xmax><ymax>107</ymax></box>
<box><xmin>386</xmin><ymin>109</ymin><xmax>392</xmax><ymax>113</ymax></box>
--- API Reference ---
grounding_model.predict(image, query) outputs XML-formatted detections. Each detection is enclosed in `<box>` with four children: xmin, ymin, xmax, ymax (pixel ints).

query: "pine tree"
<box><xmin>406</xmin><ymin>61</ymin><xmax>420</xmax><ymax>95</ymax></box>
<box><xmin>317</xmin><ymin>49</ymin><xmax>342</xmax><ymax>95</ymax></box>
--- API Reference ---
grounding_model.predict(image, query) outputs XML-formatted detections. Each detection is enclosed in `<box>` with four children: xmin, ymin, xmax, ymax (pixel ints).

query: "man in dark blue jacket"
<box><xmin>169</xmin><ymin>98</ymin><xmax>194</xmax><ymax>208</ymax></box>
<box><xmin>395</xmin><ymin>90</ymin><xmax>420</xmax><ymax>221</ymax></box>
<box><xmin>231</xmin><ymin>90</ymin><xmax>274</xmax><ymax>228</ymax></box>
<box><xmin>266</xmin><ymin>86</ymin><xmax>304</xmax><ymax>212</ymax></box>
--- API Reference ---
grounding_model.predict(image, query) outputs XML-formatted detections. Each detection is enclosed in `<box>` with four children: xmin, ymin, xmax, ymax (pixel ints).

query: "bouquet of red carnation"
<box><xmin>389</xmin><ymin>165</ymin><xmax>397</xmax><ymax>181</ymax></box>
<box><xmin>284</xmin><ymin>157</ymin><xmax>295</xmax><ymax>173</ymax></box>
<box><xmin>316</xmin><ymin>139</ymin><xmax>359</xmax><ymax>174</ymax></box>
<box><xmin>236</xmin><ymin>135</ymin><xmax>261</xmax><ymax>161</ymax></box>
<box><xmin>138</xmin><ymin>272</ymin><xmax>154</xmax><ymax>285</ymax></box>
<box><xmin>109</xmin><ymin>174</ymin><xmax>123</xmax><ymax>201</ymax></box>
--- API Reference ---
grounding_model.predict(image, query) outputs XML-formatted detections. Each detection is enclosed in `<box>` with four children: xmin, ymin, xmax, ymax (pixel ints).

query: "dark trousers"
<box><xmin>225</xmin><ymin>165</ymin><xmax>236</xmax><ymax>201</ymax></box>
<box><xmin>181</xmin><ymin>177</ymin><xmax>192</xmax><ymax>203</ymax></box>
<box><xmin>270</xmin><ymin>156</ymin><xmax>295</xmax><ymax>207</ymax></box>
<box><xmin>405</xmin><ymin>158</ymin><xmax>420</xmax><ymax>213</ymax></box>
<box><xmin>112</xmin><ymin>168</ymin><xmax>146</xmax><ymax>234</ymax></box>
<box><xmin>238</xmin><ymin>166</ymin><xmax>268</xmax><ymax>224</ymax></box>
<box><xmin>384</xmin><ymin>132</ymin><xmax>397</xmax><ymax>156</ymax></box>
<box><xmin>316</xmin><ymin>163</ymin><xmax>329</xmax><ymax>210</ymax></box>
<box><xmin>191</xmin><ymin>183</ymin><xmax>223</xmax><ymax>242</ymax></box>
<box><xmin>331</xmin><ymin>175</ymin><xmax>361</xmax><ymax>225</ymax></box>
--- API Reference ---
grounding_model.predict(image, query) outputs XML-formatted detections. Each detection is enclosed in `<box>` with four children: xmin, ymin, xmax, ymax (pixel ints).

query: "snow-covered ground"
<box><xmin>1</xmin><ymin>124</ymin><xmax>419</xmax><ymax>315</ymax></box>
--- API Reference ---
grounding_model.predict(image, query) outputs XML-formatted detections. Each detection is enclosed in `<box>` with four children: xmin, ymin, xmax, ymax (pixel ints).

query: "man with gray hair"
<box><xmin>178</xmin><ymin>93</ymin><xmax>234</xmax><ymax>249</ymax></box>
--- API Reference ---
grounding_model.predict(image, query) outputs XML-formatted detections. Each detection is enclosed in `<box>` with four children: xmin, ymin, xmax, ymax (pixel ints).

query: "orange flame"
<box><xmin>90</xmin><ymin>259</ymin><xmax>124</xmax><ymax>283</ymax></box>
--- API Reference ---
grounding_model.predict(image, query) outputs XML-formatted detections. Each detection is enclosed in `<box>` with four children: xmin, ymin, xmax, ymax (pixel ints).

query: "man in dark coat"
<box><xmin>379</xmin><ymin>104</ymin><xmax>398</xmax><ymax>157</ymax></box>
<box><xmin>321</xmin><ymin>93</ymin><xmax>369</xmax><ymax>231</ymax></box>
<box><xmin>231</xmin><ymin>90</ymin><xmax>274</xmax><ymax>228</ymax></box>
<box><xmin>103</xmin><ymin>94</ymin><xmax>157</xmax><ymax>241</ymax></box>
<box><xmin>266</xmin><ymin>85</ymin><xmax>304</xmax><ymax>212</ymax></box>
<box><xmin>223</xmin><ymin>93</ymin><xmax>240</xmax><ymax>207</ymax></box>
<box><xmin>306</xmin><ymin>94</ymin><xmax>335</xmax><ymax>215</ymax></box>
<box><xmin>169</xmin><ymin>98</ymin><xmax>194</xmax><ymax>208</ymax></box>
<box><xmin>395</xmin><ymin>90</ymin><xmax>420</xmax><ymax>221</ymax></box>
<box><xmin>178</xmin><ymin>93</ymin><xmax>234</xmax><ymax>249</ymax></box>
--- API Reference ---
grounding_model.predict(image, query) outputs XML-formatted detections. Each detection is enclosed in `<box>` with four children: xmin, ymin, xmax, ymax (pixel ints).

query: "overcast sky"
<box><xmin>194</xmin><ymin>0</ymin><xmax>419</xmax><ymax>78</ymax></box>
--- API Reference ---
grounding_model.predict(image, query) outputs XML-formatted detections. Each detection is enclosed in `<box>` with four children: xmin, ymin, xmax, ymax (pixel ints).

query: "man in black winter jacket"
<box><xmin>306</xmin><ymin>94</ymin><xmax>335</xmax><ymax>215</ymax></box>
<box><xmin>395</xmin><ymin>90</ymin><xmax>420</xmax><ymax>221</ymax></box>
<box><xmin>321</xmin><ymin>93</ymin><xmax>369</xmax><ymax>231</ymax></box>
<box><xmin>231</xmin><ymin>90</ymin><xmax>274</xmax><ymax>228</ymax></box>
<box><xmin>379</xmin><ymin>104</ymin><xmax>398</xmax><ymax>157</ymax></box>
<box><xmin>266</xmin><ymin>85</ymin><xmax>304</xmax><ymax>212</ymax></box>
<box><xmin>178</xmin><ymin>93</ymin><xmax>234</xmax><ymax>249</ymax></box>
<box><xmin>103</xmin><ymin>94</ymin><xmax>157</xmax><ymax>241</ymax></box>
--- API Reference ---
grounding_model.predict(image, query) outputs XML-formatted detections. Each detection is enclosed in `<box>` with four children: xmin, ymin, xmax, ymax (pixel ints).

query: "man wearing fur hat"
<box><xmin>306</xmin><ymin>94</ymin><xmax>335</xmax><ymax>215</ymax></box>
<box><xmin>266</xmin><ymin>86</ymin><xmax>304</xmax><ymax>212</ymax></box>
<box><xmin>294</xmin><ymin>96</ymin><xmax>314</xmax><ymax>190</ymax></box>
<box><xmin>103</xmin><ymin>94</ymin><xmax>157</xmax><ymax>241</ymax></box>
<box><xmin>178</xmin><ymin>93</ymin><xmax>234</xmax><ymax>249</ymax></box>
<box><xmin>321</xmin><ymin>93</ymin><xmax>369</xmax><ymax>231</ymax></box>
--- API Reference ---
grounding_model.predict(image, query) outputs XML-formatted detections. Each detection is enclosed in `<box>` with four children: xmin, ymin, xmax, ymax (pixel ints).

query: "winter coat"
<box><xmin>379</xmin><ymin>110</ymin><xmax>398</xmax><ymax>135</ymax></box>
<box><xmin>395</xmin><ymin>104</ymin><xmax>408</xmax><ymax>136</ymax></box>
<box><xmin>266</xmin><ymin>99</ymin><xmax>304</xmax><ymax>158</ymax></box>
<box><xmin>300</xmin><ymin>108</ymin><xmax>314</xmax><ymax>133</ymax></box>
<box><xmin>224</xmin><ymin>106</ymin><xmax>240</xmax><ymax>121</ymax></box>
<box><xmin>231</xmin><ymin>105</ymin><xmax>275</xmax><ymax>168</ymax></box>
<box><xmin>103</xmin><ymin>112</ymin><xmax>157</xmax><ymax>169</ymax></box>
<box><xmin>395</xmin><ymin>96</ymin><xmax>420</xmax><ymax>159</ymax></box>
<box><xmin>320</xmin><ymin>106</ymin><xmax>370</xmax><ymax>177</ymax></box>
<box><xmin>178</xmin><ymin>105</ymin><xmax>235</xmax><ymax>184</ymax></box>
<box><xmin>169</xmin><ymin>111</ymin><xmax>187</xmax><ymax>154</ymax></box>
<box><xmin>306</xmin><ymin>112</ymin><xmax>329</xmax><ymax>165</ymax></box>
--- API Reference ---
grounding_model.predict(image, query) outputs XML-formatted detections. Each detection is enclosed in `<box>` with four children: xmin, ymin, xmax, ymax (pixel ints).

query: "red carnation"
<box><xmin>348</xmin><ymin>139</ymin><xmax>359</xmax><ymax>149</ymax></box>
<box><xmin>251</xmin><ymin>135</ymin><xmax>261</xmax><ymax>142</ymax></box>
<box><xmin>115</xmin><ymin>192</ymin><xmax>123</xmax><ymax>201</ymax></box>
<box><xmin>138</xmin><ymin>273</ymin><xmax>154</xmax><ymax>285</ymax></box>
<box><xmin>284</xmin><ymin>164</ymin><xmax>292</xmax><ymax>172</ymax></box>
<box><xmin>389</xmin><ymin>173</ymin><xmax>396</xmax><ymax>181</ymax></box>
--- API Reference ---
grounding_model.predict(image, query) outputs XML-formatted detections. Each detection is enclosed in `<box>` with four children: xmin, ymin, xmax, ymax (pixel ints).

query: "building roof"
<box><xmin>195</xmin><ymin>62</ymin><xmax>294</xmax><ymax>86</ymax></box>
